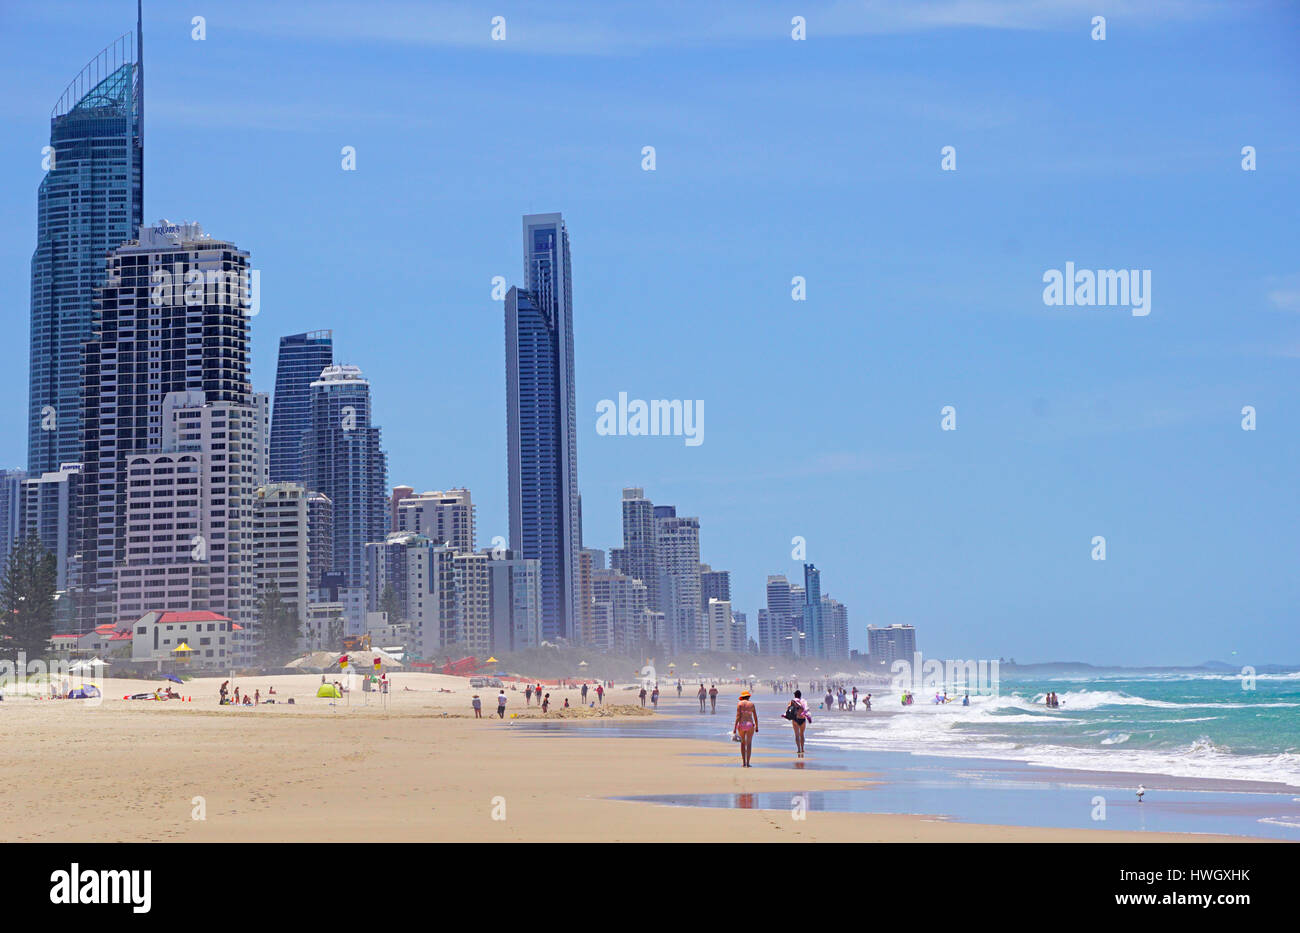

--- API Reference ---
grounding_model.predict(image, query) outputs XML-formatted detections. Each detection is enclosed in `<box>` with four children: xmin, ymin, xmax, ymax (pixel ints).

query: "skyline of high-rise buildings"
<box><xmin>6</xmin><ymin>9</ymin><xmax>854</xmax><ymax>662</ymax></box>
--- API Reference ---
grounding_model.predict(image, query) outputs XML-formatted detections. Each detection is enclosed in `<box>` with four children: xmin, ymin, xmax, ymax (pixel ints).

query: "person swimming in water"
<box><xmin>733</xmin><ymin>689</ymin><xmax>758</xmax><ymax>767</ymax></box>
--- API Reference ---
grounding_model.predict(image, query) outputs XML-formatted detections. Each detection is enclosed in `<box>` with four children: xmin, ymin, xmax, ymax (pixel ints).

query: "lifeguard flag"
<box><xmin>374</xmin><ymin>657</ymin><xmax>381</xmax><ymax>670</ymax></box>
<box><xmin>339</xmin><ymin>655</ymin><xmax>349</xmax><ymax>669</ymax></box>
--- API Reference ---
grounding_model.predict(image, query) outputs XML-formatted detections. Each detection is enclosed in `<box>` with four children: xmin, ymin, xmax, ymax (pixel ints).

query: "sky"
<box><xmin>0</xmin><ymin>0</ymin><xmax>1296</xmax><ymax>666</ymax></box>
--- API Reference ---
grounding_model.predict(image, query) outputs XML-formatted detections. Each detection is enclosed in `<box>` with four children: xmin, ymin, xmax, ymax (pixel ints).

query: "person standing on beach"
<box><xmin>472</xmin><ymin>695</ymin><xmax>482</xmax><ymax>718</ymax></box>
<box><xmin>733</xmin><ymin>690</ymin><xmax>758</xmax><ymax>767</ymax></box>
<box><xmin>786</xmin><ymin>689</ymin><xmax>811</xmax><ymax>758</ymax></box>
<box><xmin>676</xmin><ymin>680</ymin><xmax>682</xmax><ymax>697</ymax></box>
<box><xmin>651</xmin><ymin>685</ymin><xmax>659</xmax><ymax>708</ymax></box>
<box><xmin>541</xmin><ymin>693</ymin><xmax>550</xmax><ymax>713</ymax></box>
<box><xmin>497</xmin><ymin>689</ymin><xmax>508</xmax><ymax>718</ymax></box>
<box><xmin>581</xmin><ymin>683</ymin><xmax>588</xmax><ymax>705</ymax></box>
<box><xmin>639</xmin><ymin>686</ymin><xmax>648</xmax><ymax>707</ymax></box>
<box><xmin>697</xmin><ymin>684</ymin><xmax>707</xmax><ymax>713</ymax></box>
<box><xmin>824</xmin><ymin>688</ymin><xmax>833</xmax><ymax>711</ymax></box>
<box><xmin>525</xmin><ymin>684</ymin><xmax>533</xmax><ymax>705</ymax></box>
<box><xmin>709</xmin><ymin>684</ymin><xmax>718</xmax><ymax>713</ymax></box>
<box><xmin>596</xmin><ymin>683</ymin><xmax>604</xmax><ymax>705</ymax></box>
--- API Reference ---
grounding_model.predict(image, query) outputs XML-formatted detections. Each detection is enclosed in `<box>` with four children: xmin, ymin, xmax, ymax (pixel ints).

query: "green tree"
<box><xmin>0</xmin><ymin>536</ymin><xmax>58</xmax><ymax>659</ymax></box>
<box><xmin>256</xmin><ymin>583</ymin><xmax>299</xmax><ymax>665</ymax></box>
<box><xmin>379</xmin><ymin>583</ymin><xmax>402</xmax><ymax>623</ymax></box>
<box><xmin>325</xmin><ymin>614</ymin><xmax>344</xmax><ymax>651</ymax></box>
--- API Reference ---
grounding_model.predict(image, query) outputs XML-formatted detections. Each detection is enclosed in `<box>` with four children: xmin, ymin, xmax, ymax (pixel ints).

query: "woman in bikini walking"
<box><xmin>787</xmin><ymin>689</ymin><xmax>812</xmax><ymax>757</ymax></box>
<box><xmin>733</xmin><ymin>690</ymin><xmax>758</xmax><ymax>767</ymax></box>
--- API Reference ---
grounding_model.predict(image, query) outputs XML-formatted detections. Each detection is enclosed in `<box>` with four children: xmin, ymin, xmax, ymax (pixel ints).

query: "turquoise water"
<box><xmin>813</xmin><ymin>670</ymin><xmax>1300</xmax><ymax>787</ymax></box>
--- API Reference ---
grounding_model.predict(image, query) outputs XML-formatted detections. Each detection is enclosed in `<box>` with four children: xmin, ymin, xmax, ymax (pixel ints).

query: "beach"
<box><xmin>0</xmin><ymin>673</ymin><xmax>1272</xmax><ymax>842</ymax></box>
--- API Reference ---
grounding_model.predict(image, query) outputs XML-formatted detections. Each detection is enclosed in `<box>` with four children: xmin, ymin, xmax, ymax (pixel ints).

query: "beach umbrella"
<box><xmin>162</xmin><ymin>674</ymin><xmax>183</xmax><ymax>684</ymax></box>
<box><xmin>486</xmin><ymin>656</ymin><xmax>499</xmax><ymax>663</ymax></box>
<box><xmin>578</xmin><ymin>660</ymin><xmax>588</xmax><ymax>667</ymax></box>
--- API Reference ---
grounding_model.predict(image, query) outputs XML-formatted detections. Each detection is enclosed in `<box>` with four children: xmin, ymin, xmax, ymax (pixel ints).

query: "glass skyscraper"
<box><xmin>269</xmin><ymin>330</ymin><xmax>333</xmax><ymax>484</ymax></box>
<box><xmin>802</xmin><ymin>562</ymin><xmax>824</xmax><ymax>658</ymax></box>
<box><xmin>29</xmin><ymin>10</ymin><xmax>143</xmax><ymax>476</ymax></box>
<box><xmin>506</xmin><ymin>213</ymin><xmax>580</xmax><ymax>642</ymax></box>
<box><xmin>302</xmin><ymin>365</ymin><xmax>388</xmax><ymax>588</ymax></box>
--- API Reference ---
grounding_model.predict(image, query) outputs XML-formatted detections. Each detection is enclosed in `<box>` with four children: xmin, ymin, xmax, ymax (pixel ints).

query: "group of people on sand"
<box><xmin>522</xmin><ymin>682</ymin><xmax>603</xmax><ymax>710</ymax></box>
<box><xmin>1044</xmin><ymin>691</ymin><xmax>1062</xmax><ymax>709</ymax></box>
<box><xmin>731</xmin><ymin>688</ymin><xmax>816</xmax><ymax>767</ymax></box>
<box><xmin>219</xmin><ymin>681</ymin><xmax>276</xmax><ymax>706</ymax></box>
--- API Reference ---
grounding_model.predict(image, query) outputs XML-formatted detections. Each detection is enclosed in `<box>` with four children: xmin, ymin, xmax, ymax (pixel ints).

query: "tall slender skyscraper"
<box><xmin>506</xmin><ymin>213</ymin><xmax>580</xmax><ymax>641</ymax></box>
<box><xmin>302</xmin><ymin>365</ymin><xmax>388</xmax><ymax>588</ymax></box>
<box><xmin>802</xmin><ymin>562</ymin><xmax>823</xmax><ymax>658</ymax></box>
<box><xmin>29</xmin><ymin>9</ymin><xmax>144</xmax><ymax>476</ymax></box>
<box><xmin>269</xmin><ymin>331</ymin><xmax>333</xmax><ymax>484</ymax></box>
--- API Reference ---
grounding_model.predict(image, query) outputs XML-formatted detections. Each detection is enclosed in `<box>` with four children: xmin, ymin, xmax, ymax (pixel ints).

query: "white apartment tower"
<box><xmin>395</xmin><ymin>488</ymin><xmax>476</xmax><ymax>553</ymax></box>
<box><xmin>114</xmin><ymin>391</ymin><xmax>261</xmax><ymax>634</ymax></box>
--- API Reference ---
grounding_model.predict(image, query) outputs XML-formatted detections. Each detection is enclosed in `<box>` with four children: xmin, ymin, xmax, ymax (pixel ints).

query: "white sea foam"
<box><xmin>809</xmin><ymin>693</ymin><xmax>1300</xmax><ymax>787</ymax></box>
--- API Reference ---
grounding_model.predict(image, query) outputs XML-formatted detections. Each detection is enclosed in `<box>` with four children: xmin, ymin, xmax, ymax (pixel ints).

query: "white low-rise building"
<box><xmin>131</xmin><ymin>610</ymin><xmax>236</xmax><ymax>667</ymax></box>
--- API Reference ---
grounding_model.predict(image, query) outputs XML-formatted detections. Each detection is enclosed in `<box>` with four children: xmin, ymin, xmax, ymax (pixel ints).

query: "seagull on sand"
<box><xmin>1136</xmin><ymin>785</ymin><xmax>1146</xmax><ymax>803</ymax></box>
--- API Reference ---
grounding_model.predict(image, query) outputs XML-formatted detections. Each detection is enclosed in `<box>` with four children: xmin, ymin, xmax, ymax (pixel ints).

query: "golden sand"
<box><xmin>0</xmin><ymin>672</ymin><xmax>1259</xmax><ymax>842</ymax></box>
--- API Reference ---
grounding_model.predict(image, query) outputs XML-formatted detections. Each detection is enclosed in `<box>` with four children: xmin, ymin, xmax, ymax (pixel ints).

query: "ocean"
<box><xmin>813</xmin><ymin>671</ymin><xmax>1300</xmax><ymax>789</ymax></box>
<box><xmin>526</xmin><ymin>671</ymin><xmax>1300</xmax><ymax>838</ymax></box>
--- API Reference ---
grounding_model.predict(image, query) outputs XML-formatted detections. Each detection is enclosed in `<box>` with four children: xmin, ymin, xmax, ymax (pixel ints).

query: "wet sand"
<box><xmin>0</xmin><ymin>673</ymin><xmax>1263</xmax><ymax>842</ymax></box>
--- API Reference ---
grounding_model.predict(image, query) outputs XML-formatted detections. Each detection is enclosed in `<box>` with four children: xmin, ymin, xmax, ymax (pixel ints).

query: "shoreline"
<box><xmin>0</xmin><ymin>672</ymin><xmax>1280</xmax><ymax>842</ymax></box>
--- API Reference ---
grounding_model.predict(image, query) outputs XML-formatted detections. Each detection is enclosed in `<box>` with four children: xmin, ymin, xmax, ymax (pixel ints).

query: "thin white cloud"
<box><xmin>205</xmin><ymin>0</ymin><xmax>1233</xmax><ymax>53</ymax></box>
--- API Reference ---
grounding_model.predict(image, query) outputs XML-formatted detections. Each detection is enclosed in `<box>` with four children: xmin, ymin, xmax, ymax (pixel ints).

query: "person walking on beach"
<box><xmin>709</xmin><ymin>684</ymin><xmax>718</xmax><ymax>713</ymax></box>
<box><xmin>676</xmin><ymin>680</ymin><xmax>682</xmax><ymax>697</ymax></box>
<box><xmin>697</xmin><ymin>684</ymin><xmax>707</xmax><ymax>713</ymax></box>
<box><xmin>785</xmin><ymin>689</ymin><xmax>811</xmax><ymax>758</ymax></box>
<box><xmin>639</xmin><ymin>686</ymin><xmax>648</xmax><ymax>707</ymax></box>
<box><xmin>541</xmin><ymin>693</ymin><xmax>550</xmax><ymax>713</ymax></box>
<box><xmin>596</xmin><ymin>683</ymin><xmax>604</xmax><ymax>705</ymax></box>
<box><xmin>525</xmin><ymin>684</ymin><xmax>533</xmax><ymax>705</ymax></box>
<box><xmin>651</xmin><ymin>685</ymin><xmax>660</xmax><ymax>708</ymax></box>
<box><xmin>472</xmin><ymin>694</ymin><xmax>482</xmax><ymax>718</ymax></box>
<box><xmin>497</xmin><ymin>689</ymin><xmax>508</xmax><ymax>718</ymax></box>
<box><xmin>733</xmin><ymin>689</ymin><xmax>758</xmax><ymax>767</ymax></box>
<box><xmin>824</xmin><ymin>688</ymin><xmax>833</xmax><ymax>711</ymax></box>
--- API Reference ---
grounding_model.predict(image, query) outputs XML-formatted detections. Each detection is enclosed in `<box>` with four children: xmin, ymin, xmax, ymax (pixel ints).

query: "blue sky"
<box><xmin>0</xmin><ymin>1</ymin><xmax>1296</xmax><ymax>665</ymax></box>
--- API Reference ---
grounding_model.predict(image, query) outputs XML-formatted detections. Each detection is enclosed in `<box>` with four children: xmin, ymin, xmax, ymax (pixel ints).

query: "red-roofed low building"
<box><xmin>131</xmin><ymin>610</ymin><xmax>234</xmax><ymax>667</ymax></box>
<box><xmin>49</xmin><ymin>623</ymin><xmax>134</xmax><ymax>658</ymax></box>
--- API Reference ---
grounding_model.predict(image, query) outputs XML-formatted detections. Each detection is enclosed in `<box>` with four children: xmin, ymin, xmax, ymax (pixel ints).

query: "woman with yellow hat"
<box><xmin>733</xmin><ymin>689</ymin><xmax>758</xmax><ymax>767</ymax></box>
